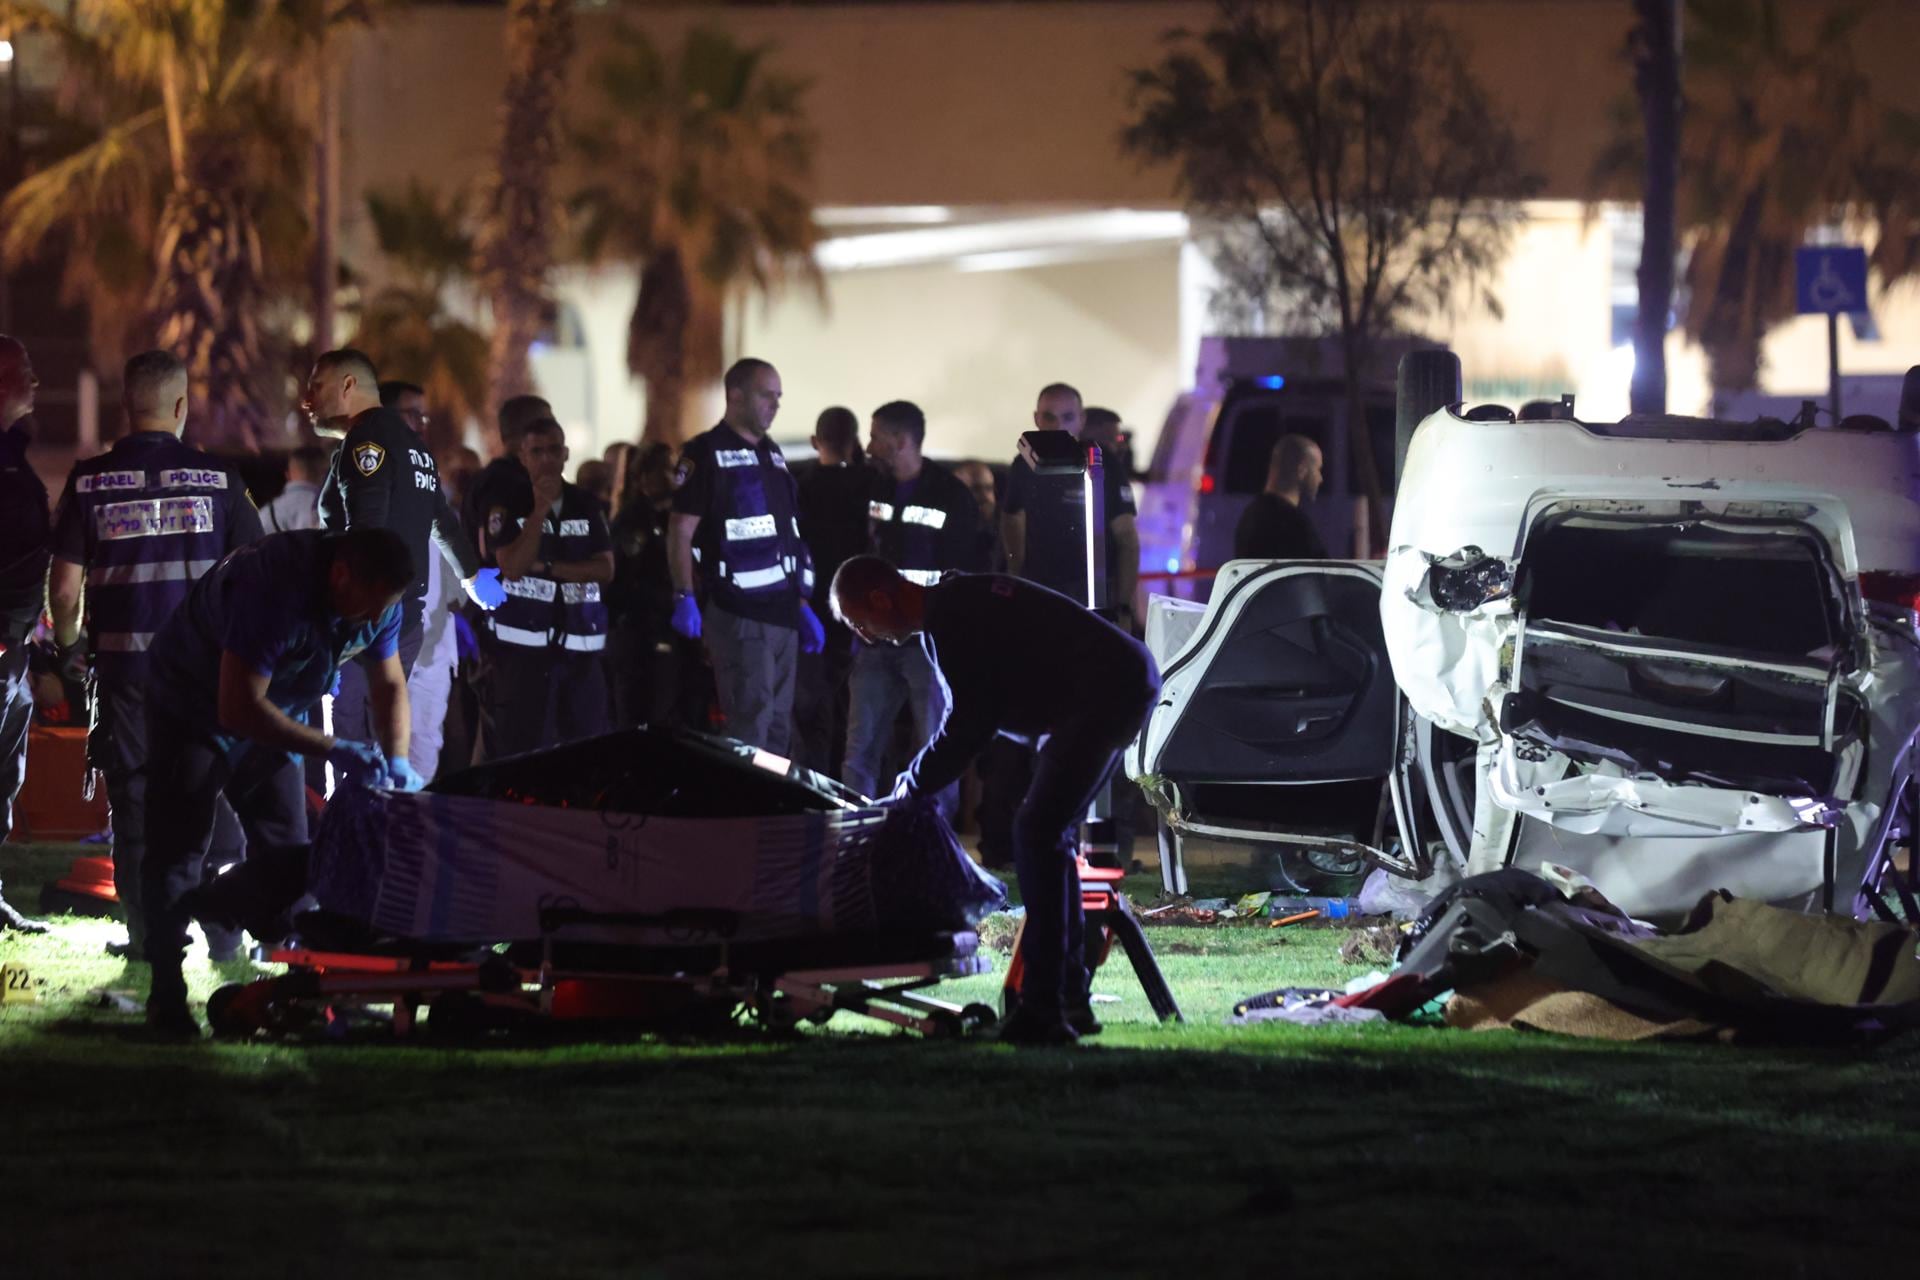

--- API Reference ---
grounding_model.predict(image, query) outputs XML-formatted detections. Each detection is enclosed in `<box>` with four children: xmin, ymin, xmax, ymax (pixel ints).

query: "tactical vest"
<box><xmin>66</xmin><ymin>433</ymin><xmax>239</xmax><ymax>681</ymax></box>
<box><xmin>492</xmin><ymin>483</ymin><xmax>609</xmax><ymax>654</ymax></box>
<box><xmin>692</xmin><ymin>425</ymin><xmax>814</xmax><ymax>614</ymax></box>
<box><xmin>868</xmin><ymin>463</ymin><xmax>966</xmax><ymax>587</ymax></box>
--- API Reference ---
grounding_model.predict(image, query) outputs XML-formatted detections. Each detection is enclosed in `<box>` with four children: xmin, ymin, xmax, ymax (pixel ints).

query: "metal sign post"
<box><xmin>1795</xmin><ymin>246</ymin><xmax>1869</xmax><ymax>424</ymax></box>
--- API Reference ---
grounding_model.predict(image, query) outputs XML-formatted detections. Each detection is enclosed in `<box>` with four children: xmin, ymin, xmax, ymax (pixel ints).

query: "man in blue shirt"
<box><xmin>141</xmin><ymin>526</ymin><xmax>419</xmax><ymax>1035</ymax></box>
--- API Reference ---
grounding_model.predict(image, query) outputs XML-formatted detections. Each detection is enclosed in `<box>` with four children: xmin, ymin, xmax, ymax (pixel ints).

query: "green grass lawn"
<box><xmin>4</xmin><ymin>840</ymin><xmax>1918</xmax><ymax>1277</ymax></box>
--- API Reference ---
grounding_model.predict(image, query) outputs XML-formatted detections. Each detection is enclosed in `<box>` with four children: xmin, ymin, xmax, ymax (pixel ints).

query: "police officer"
<box><xmin>141</xmin><ymin>527</ymin><xmax>419</xmax><ymax>1035</ymax></box>
<box><xmin>843</xmin><ymin>401</ymin><xmax>979</xmax><ymax>810</ymax></box>
<box><xmin>667</xmin><ymin>358</ymin><xmax>825</xmax><ymax>754</ymax></box>
<box><xmin>831</xmin><ymin>555</ymin><xmax>1160</xmax><ymax>1046</ymax></box>
<box><xmin>464</xmin><ymin>394</ymin><xmax>552</xmax><ymax>561</ymax></box>
<box><xmin>484</xmin><ymin>417</ymin><xmax>615</xmax><ymax>756</ymax></box>
<box><xmin>305</xmin><ymin>348</ymin><xmax>505</xmax><ymax>748</ymax></box>
<box><xmin>45</xmin><ymin>350</ymin><xmax>263</xmax><ymax>957</ymax></box>
<box><xmin>0</xmin><ymin>335</ymin><xmax>48</xmax><ymax>932</ymax></box>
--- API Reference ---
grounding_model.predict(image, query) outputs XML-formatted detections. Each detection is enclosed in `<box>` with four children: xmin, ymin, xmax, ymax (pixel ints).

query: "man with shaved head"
<box><xmin>0</xmin><ymin>335</ymin><xmax>50</xmax><ymax>931</ymax></box>
<box><xmin>47</xmin><ymin>349</ymin><xmax>262</xmax><ymax>955</ymax></box>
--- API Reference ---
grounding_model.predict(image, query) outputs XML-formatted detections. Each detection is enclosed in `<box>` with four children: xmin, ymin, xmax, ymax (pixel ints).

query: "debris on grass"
<box><xmin>976</xmin><ymin>910</ymin><xmax>1022</xmax><ymax>954</ymax></box>
<box><xmin>1339</xmin><ymin>925</ymin><xmax>1402</xmax><ymax>969</ymax></box>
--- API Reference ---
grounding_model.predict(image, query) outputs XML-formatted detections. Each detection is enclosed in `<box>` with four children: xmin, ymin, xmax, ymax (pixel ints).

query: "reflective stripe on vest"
<box><xmin>869</xmin><ymin>501</ymin><xmax>895</xmax><ymax>521</ymax></box>
<box><xmin>494</xmin><ymin>622</ymin><xmax>607</xmax><ymax>652</ymax></box>
<box><xmin>901</xmin><ymin>505</ymin><xmax>948</xmax><ymax>529</ymax></box>
<box><xmin>732</xmin><ymin>564</ymin><xmax>787</xmax><ymax>590</ymax></box>
<box><xmin>95</xmin><ymin>632</ymin><xmax>155</xmax><ymax>652</ymax></box>
<box><xmin>91</xmin><ymin>558</ymin><xmax>218</xmax><ymax>586</ymax></box>
<box><xmin>725</xmin><ymin>514</ymin><xmax>777</xmax><ymax>541</ymax></box>
<box><xmin>901</xmin><ymin>568</ymin><xmax>942</xmax><ymax>586</ymax></box>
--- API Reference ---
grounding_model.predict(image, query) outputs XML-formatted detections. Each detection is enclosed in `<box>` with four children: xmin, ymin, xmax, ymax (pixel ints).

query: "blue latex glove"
<box><xmin>453</xmin><ymin>612</ymin><xmax>480</xmax><ymax>663</ymax></box>
<box><xmin>462</xmin><ymin>568</ymin><xmax>507</xmax><ymax>611</ymax></box>
<box><xmin>670</xmin><ymin>592</ymin><xmax>702</xmax><ymax>640</ymax></box>
<box><xmin>326</xmin><ymin>738</ymin><xmax>386</xmax><ymax>783</ymax></box>
<box><xmin>384</xmin><ymin>758</ymin><xmax>427</xmax><ymax>792</ymax></box>
<box><xmin>798</xmin><ymin>602</ymin><xmax>826</xmax><ymax>655</ymax></box>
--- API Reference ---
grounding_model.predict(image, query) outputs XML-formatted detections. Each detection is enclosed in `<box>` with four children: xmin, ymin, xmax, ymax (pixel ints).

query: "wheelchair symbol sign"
<box><xmin>1796</xmin><ymin>246</ymin><xmax>1868</xmax><ymax>315</ymax></box>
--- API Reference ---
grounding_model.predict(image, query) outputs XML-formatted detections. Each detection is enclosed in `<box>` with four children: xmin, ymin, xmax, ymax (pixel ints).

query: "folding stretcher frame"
<box><xmin>207</xmin><ymin>907</ymin><xmax>1000</xmax><ymax>1041</ymax></box>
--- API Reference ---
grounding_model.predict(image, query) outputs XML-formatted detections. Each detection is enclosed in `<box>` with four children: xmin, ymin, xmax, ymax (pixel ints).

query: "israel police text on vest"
<box><xmin>57</xmin><ymin>435</ymin><xmax>245</xmax><ymax>679</ymax></box>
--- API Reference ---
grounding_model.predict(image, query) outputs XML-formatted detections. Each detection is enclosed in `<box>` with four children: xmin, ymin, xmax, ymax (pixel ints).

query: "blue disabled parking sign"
<box><xmin>1796</xmin><ymin>246</ymin><xmax>1868</xmax><ymax>314</ymax></box>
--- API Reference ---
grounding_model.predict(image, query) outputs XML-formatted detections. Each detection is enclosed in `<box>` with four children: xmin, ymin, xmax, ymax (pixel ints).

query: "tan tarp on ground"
<box><xmin>1444</xmin><ymin>896</ymin><xmax>1920</xmax><ymax>1041</ymax></box>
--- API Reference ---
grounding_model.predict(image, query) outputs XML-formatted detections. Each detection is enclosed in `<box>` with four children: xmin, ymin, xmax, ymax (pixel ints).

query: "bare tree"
<box><xmin>1123</xmin><ymin>0</ymin><xmax>1538</xmax><ymax>524</ymax></box>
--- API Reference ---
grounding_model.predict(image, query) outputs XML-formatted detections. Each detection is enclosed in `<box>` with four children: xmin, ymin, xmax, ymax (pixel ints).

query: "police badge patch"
<box><xmin>672</xmin><ymin>456</ymin><xmax>693</xmax><ymax>489</ymax></box>
<box><xmin>487</xmin><ymin>507</ymin><xmax>505</xmax><ymax>538</ymax></box>
<box><xmin>352</xmin><ymin>442</ymin><xmax>386</xmax><ymax>476</ymax></box>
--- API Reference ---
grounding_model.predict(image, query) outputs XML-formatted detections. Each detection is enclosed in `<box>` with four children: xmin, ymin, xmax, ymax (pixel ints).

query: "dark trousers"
<box><xmin>0</xmin><ymin>643</ymin><xmax>29</xmax><ymax>847</ymax></box>
<box><xmin>1013</xmin><ymin>693</ymin><xmax>1157</xmax><ymax>1016</ymax></box>
<box><xmin>141</xmin><ymin>709</ymin><xmax>309</xmax><ymax>1007</ymax></box>
<box><xmin>0</xmin><ymin>642</ymin><xmax>30</xmax><ymax>912</ymax></box>
<box><xmin>976</xmin><ymin>737</ymin><xmax>1031</xmax><ymax>867</ymax></box>
<box><xmin>791</xmin><ymin>622</ymin><xmax>853</xmax><ymax>779</ymax></box>
<box><xmin>486</xmin><ymin>647</ymin><xmax>612</xmax><ymax>760</ymax></box>
<box><xmin>610</xmin><ymin>618</ymin><xmax>701</xmax><ymax>732</ymax></box>
<box><xmin>94</xmin><ymin>679</ymin><xmax>245</xmax><ymax>951</ymax></box>
<box><xmin>702</xmin><ymin>604</ymin><xmax>797</xmax><ymax>755</ymax></box>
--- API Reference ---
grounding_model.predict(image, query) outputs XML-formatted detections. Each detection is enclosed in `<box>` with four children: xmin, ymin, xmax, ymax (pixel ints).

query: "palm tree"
<box><xmin>473</xmin><ymin>0</ymin><xmax>574</xmax><ymax>450</ymax></box>
<box><xmin>0</xmin><ymin>0</ymin><xmax>327</xmax><ymax>447</ymax></box>
<box><xmin>570</xmin><ymin>23</ymin><xmax>820</xmax><ymax>445</ymax></box>
<box><xmin>282</xmin><ymin>0</ymin><xmax>386</xmax><ymax>357</ymax></box>
<box><xmin>1628</xmin><ymin>0</ymin><xmax>1681</xmax><ymax>416</ymax></box>
<box><xmin>1675</xmin><ymin>0</ymin><xmax>1901</xmax><ymax>403</ymax></box>
<box><xmin>351</xmin><ymin>181</ymin><xmax>489</xmax><ymax>454</ymax></box>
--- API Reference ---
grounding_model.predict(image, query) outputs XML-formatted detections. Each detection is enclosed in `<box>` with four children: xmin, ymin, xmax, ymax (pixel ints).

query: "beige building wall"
<box><xmin>735</xmin><ymin>245</ymin><xmax>1184</xmax><ymax>461</ymax></box>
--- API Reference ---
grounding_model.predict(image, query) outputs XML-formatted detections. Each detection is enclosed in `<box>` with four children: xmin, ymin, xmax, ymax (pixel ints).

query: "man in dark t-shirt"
<box><xmin>1233</xmin><ymin>434</ymin><xmax>1328</xmax><ymax>560</ymax></box>
<box><xmin>1000</xmin><ymin>384</ymin><xmax>1139</xmax><ymax>621</ymax></box>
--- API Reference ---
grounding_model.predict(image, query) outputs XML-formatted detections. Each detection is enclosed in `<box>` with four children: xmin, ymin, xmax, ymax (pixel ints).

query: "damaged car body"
<box><xmin>1382</xmin><ymin>354</ymin><xmax>1920</xmax><ymax>920</ymax></box>
<box><xmin>1128</xmin><ymin>559</ymin><xmax>1401</xmax><ymax>894</ymax></box>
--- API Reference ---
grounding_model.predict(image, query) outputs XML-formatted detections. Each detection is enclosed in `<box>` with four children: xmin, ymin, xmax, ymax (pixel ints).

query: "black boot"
<box><xmin>0</xmin><ymin>892</ymin><xmax>48</xmax><ymax>934</ymax></box>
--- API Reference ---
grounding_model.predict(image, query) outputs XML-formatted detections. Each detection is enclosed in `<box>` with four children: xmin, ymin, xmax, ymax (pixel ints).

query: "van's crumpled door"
<box><xmin>1492</xmin><ymin>514</ymin><xmax>1863</xmax><ymax>834</ymax></box>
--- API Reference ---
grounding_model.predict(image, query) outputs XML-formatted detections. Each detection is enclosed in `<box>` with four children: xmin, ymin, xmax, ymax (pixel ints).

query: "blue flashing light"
<box><xmin>1164</xmin><ymin>556</ymin><xmax>1181</xmax><ymax>574</ymax></box>
<box><xmin>1256</xmin><ymin>375</ymin><xmax>1286</xmax><ymax>390</ymax></box>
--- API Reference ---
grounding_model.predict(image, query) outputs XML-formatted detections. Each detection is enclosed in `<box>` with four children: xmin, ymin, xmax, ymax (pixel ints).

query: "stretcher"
<box><xmin>208</xmin><ymin>905</ymin><xmax>1000</xmax><ymax>1040</ymax></box>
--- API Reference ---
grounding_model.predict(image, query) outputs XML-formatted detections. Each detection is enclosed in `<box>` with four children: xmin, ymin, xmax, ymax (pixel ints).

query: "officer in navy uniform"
<box><xmin>483</xmin><ymin>417</ymin><xmax>615</xmax><ymax>757</ymax></box>
<box><xmin>667</xmin><ymin>358</ymin><xmax>825</xmax><ymax>755</ymax></box>
<box><xmin>842</xmin><ymin>401</ymin><xmax>978</xmax><ymax>809</ymax></box>
<box><xmin>304</xmin><ymin>348</ymin><xmax>505</xmax><ymax>748</ymax></box>
<box><xmin>0</xmin><ymin>335</ymin><xmax>49</xmax><ymax>932</ymax></box>
<box><xmin>831</xmin><ymin>556</ymin><xmax>1160</xmax><ymax>1046</ymax></box>
<box><xmin>141</xmin><ymin>527</ymin><xmax>419</xmax><ymax>1035</ymax></box>
<box><xmin>45</xmin><ymin>351</ymin><xmax>262</xmax><ymax>957</ymax></box>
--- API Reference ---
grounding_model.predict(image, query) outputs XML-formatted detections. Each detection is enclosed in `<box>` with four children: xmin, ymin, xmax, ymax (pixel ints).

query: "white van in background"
<box><xmin>1135</xmin><ymin>336</ymin><xmax>1430</xmax><ymax>595</ymax></box>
